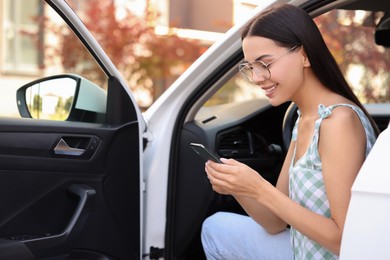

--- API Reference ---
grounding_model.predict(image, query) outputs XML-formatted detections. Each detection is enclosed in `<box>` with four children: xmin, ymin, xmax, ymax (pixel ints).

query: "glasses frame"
<box><xmin>239</xmin><ymin>45</ymin><xmax>299</xmax><ymax>82</ymax></box>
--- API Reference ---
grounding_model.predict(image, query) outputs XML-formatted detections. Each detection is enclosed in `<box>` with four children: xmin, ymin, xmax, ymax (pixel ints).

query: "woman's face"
<box><xmin>242</xmin><ymin>36</ymin><xmax>305</xmax><ymax>106</ymax></box>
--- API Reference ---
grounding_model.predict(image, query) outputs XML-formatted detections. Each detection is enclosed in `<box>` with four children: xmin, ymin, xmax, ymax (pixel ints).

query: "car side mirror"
<box><xmin>375</xmin><ymin>13</ymin><xmax>390</xmax><ymax>47</ymax></box>
<box><xmin>17</xmin><ymin>74</ymin><xmax>107</xmax><ymax>123</ymax></box>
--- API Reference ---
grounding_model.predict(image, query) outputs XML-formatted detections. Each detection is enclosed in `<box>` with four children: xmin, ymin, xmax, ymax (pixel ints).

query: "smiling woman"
<box><xmin>200</xmin><ymin>4</ymin><xmax>378</xmax><ymax>259</ymax></box>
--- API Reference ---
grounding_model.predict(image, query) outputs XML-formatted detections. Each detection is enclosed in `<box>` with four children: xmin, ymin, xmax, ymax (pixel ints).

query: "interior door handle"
<box><xmin>54</xmin><ymin>138</ymin><xmax>86</xmax><ymax>156</ymax></box>
<box><xmin>23</xmin><ymin>184</ymin><xmax>96</xmax><ymax>259</ymax></box>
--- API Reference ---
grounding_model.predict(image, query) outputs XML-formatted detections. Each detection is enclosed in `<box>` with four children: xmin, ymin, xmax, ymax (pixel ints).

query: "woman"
<box><xmin>201</xmin><ymin>4</ymin><xmax>378</xmax><ymax>260</ymax></box>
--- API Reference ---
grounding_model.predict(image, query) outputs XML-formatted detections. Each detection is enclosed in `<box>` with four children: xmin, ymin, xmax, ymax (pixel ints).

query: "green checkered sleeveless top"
<box><xmin>289</xmin><ymin>104</ymin><xmax>377</xmax><ymax>259</ymax></box>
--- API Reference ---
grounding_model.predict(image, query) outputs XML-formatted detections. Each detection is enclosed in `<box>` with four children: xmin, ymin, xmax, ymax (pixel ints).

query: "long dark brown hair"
<box><xmin>241</xmin><ymin>4</ymin><xmax>380</xmax><ymax>135</ymax></box>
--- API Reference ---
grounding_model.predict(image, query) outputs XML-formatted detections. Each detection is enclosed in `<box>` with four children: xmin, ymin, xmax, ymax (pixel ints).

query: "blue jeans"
<box><xmin>201</xmin><ymin>212</ymin><xmax>293</xmax><ymax>260</ymax></box>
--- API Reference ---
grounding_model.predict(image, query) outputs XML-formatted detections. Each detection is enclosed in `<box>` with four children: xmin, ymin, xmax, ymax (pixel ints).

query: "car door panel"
<box><xmin>0</xmin><ymin>74</ymin><xmax>141</xmax><ymax>259</ymax></box>
<box><xmin>0</xmin><ymin>133</ymin><xmax>99</xmax><ymax>160</ymax></box>
<box><xmin>0</xmin><ymin>118</ymin><xmax>140</xmax><ymax>259</ymax></box>
<box><xmin>0</xmin><ymin>0</ymin><xmax>143</xmax><ymax>259</ymax></box>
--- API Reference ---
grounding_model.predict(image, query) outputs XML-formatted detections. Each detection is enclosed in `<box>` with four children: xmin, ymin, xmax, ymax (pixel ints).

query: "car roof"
<box><xmin>342</xmin><ymin>0</ymin><xmax>390</xmax><ymax>12</ymax></box>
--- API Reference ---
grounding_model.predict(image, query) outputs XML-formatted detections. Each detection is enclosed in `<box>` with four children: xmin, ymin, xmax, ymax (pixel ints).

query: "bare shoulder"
<box><xmin>319</xmin><ymin>105</ymin><xmax>366</xmax><ymax>154</ymax></box>
<box><xmin>321</xmin><ymin>106</ymin><xmax>364</xmax><ymax>134</ymax></box>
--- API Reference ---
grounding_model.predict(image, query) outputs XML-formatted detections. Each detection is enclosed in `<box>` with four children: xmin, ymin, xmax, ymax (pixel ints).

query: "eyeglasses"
<box><xmin>238</xmin><ymin>46</ymin><xmax>299</xmax><ymax>82</ymax></box>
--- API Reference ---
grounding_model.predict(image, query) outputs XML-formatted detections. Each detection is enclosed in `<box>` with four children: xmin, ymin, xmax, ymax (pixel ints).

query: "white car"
<box><xmin>0</xmin><ymin>0</ymin><xmax>388</xmax><ymax>259</ymax></box>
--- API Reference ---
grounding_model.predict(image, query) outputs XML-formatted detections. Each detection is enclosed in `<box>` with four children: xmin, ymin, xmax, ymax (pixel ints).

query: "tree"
<box><xmin>315</xmin><ymin>10</ymin><xmax>390</xmax><ymax>103</ymax></box>
<box><xmin>43</xmin><ymin>0</ymin><xmax>205</xmax><ymax>108</ymax></box>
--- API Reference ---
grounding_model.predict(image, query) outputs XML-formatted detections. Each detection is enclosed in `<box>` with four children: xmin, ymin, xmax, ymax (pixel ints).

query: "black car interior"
<box><xmin>165</xmin><ymin>0</ymin><xmax>390</xmax><ymax>259</ymax></box>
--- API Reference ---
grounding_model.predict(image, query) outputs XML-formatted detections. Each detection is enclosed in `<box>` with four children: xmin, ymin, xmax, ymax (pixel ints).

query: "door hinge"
<box><xmin>148</xmin><ymin>246</ymin><xmax>164</xmax><ymax>259</ymax></box>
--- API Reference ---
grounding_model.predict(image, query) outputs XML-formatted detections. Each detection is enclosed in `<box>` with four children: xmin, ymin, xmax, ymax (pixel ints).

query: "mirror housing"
<box><xmin>375</xmin><ymin>13</ymin><xmax>390</xmax><ymax>47</ymax></box>
<box><xmin>17</xmin><ymin>74</ymin><xmax>106</xmax><ymax>123</ymax></box>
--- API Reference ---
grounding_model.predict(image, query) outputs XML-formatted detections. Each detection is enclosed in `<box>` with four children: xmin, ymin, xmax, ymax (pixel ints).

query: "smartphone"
<box><xmin>190</xmin><ymin>143</ymin><xmax>222</xmax><ymax>163</ymax></box>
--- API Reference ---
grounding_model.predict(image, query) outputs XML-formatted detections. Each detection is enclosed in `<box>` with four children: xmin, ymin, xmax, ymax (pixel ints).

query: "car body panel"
<box><xmin>341</xmin><ymin>124</ymin><xmax>390</xmax><ymax>259</ymax></box>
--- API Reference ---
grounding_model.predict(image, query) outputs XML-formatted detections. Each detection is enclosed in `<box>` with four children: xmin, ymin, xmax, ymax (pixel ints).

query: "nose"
<box><xmin>251</xmin><ymin>72</ymin><xmax>267</xmax><ymax>84</ymax></box>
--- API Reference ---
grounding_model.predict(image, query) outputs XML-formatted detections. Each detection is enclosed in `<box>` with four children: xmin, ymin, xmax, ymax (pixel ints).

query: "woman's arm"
<box><xmin>229</xmin><ymin>141</ymin><xmax>295</xmax><ymax>234</ymax></box>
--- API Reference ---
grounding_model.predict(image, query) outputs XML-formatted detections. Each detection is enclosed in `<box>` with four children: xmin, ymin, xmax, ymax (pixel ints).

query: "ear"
<box><xmin>300</xmin><ymin>47</ymin><xmax>311</xmax><ymax>67</ymax></box>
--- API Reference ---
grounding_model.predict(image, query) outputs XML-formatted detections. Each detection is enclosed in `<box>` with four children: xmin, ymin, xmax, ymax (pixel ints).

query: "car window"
<box><xmin>0</xmin><ymin>0</ymin><xmax>107</xmax><ymax>121</ymax></box>
<box><xmin>200</xmin><ymin>8</ymin><xmax>389</xmax><ymax>112</ymax></box>
<box><xmin>315</xmin><ymin>9</ymin><xmax>390</xmax><ymax>105</ymax></box>
<box><xmin>204</xmin><ymin>74</ymin><xmax>267</xmax><ymax>107</ymax></box>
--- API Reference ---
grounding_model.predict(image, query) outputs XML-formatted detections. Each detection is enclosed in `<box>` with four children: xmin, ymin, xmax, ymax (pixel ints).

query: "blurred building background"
<box><xmin>0</xmin><ymin>0</ymin><xmax>257</xmax><ymax>111</ymax></box>
<box><xmin>0</xmin><ymin>0</ymin><xmax>388</xmax><ymax>114</ymax></box>
<box><xmin>150</xmin><ymin>0</ymin><xmax>257</xmax><ymax>37</ymax></box>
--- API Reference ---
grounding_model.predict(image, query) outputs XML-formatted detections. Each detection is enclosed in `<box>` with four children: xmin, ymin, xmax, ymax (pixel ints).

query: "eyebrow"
<box><xmin>254</xmin><ymin>54</ymin><xmax>272</xmax><ymax>62</ymax></box>
<box><xmin>243</xmin><ymin>54</ymin><xmax>273</xmax><ymax>63</ymax></box>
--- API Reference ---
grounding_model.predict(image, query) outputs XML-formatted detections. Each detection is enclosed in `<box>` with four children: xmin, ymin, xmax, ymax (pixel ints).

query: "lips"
<box><xmin>262</xmin><ymin>84</ymin><xmax>277</xmax><ymax>96</ymax></box>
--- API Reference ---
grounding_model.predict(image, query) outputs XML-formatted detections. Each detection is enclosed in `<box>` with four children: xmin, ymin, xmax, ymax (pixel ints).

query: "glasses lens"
<box><xmin>252</xmin><ymin>61</ymin><xmax>270</xmax><ymax>80</ymax></box>
<box><xmin>239</xmin><ymin>61</ymin><xmax>270</xmax><ymax>82</ymax></box>
<box><xmin>239</xmin><ymin>64</ymin><xmax>253</xmax><ymax>81</ymax></box>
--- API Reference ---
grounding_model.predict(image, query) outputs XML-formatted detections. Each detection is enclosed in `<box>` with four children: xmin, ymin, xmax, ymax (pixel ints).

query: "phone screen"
<box><xmin>190</xmin><ymin>143</ymin><xmax>222</xmax><ymax>163</ymax></box>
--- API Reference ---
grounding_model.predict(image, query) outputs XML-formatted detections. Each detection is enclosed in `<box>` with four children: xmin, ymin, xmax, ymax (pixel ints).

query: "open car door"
<box><xmin>0</xmin><ymin>0</ymin><xmax>143</xmax><ymax>259</ymax></box>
